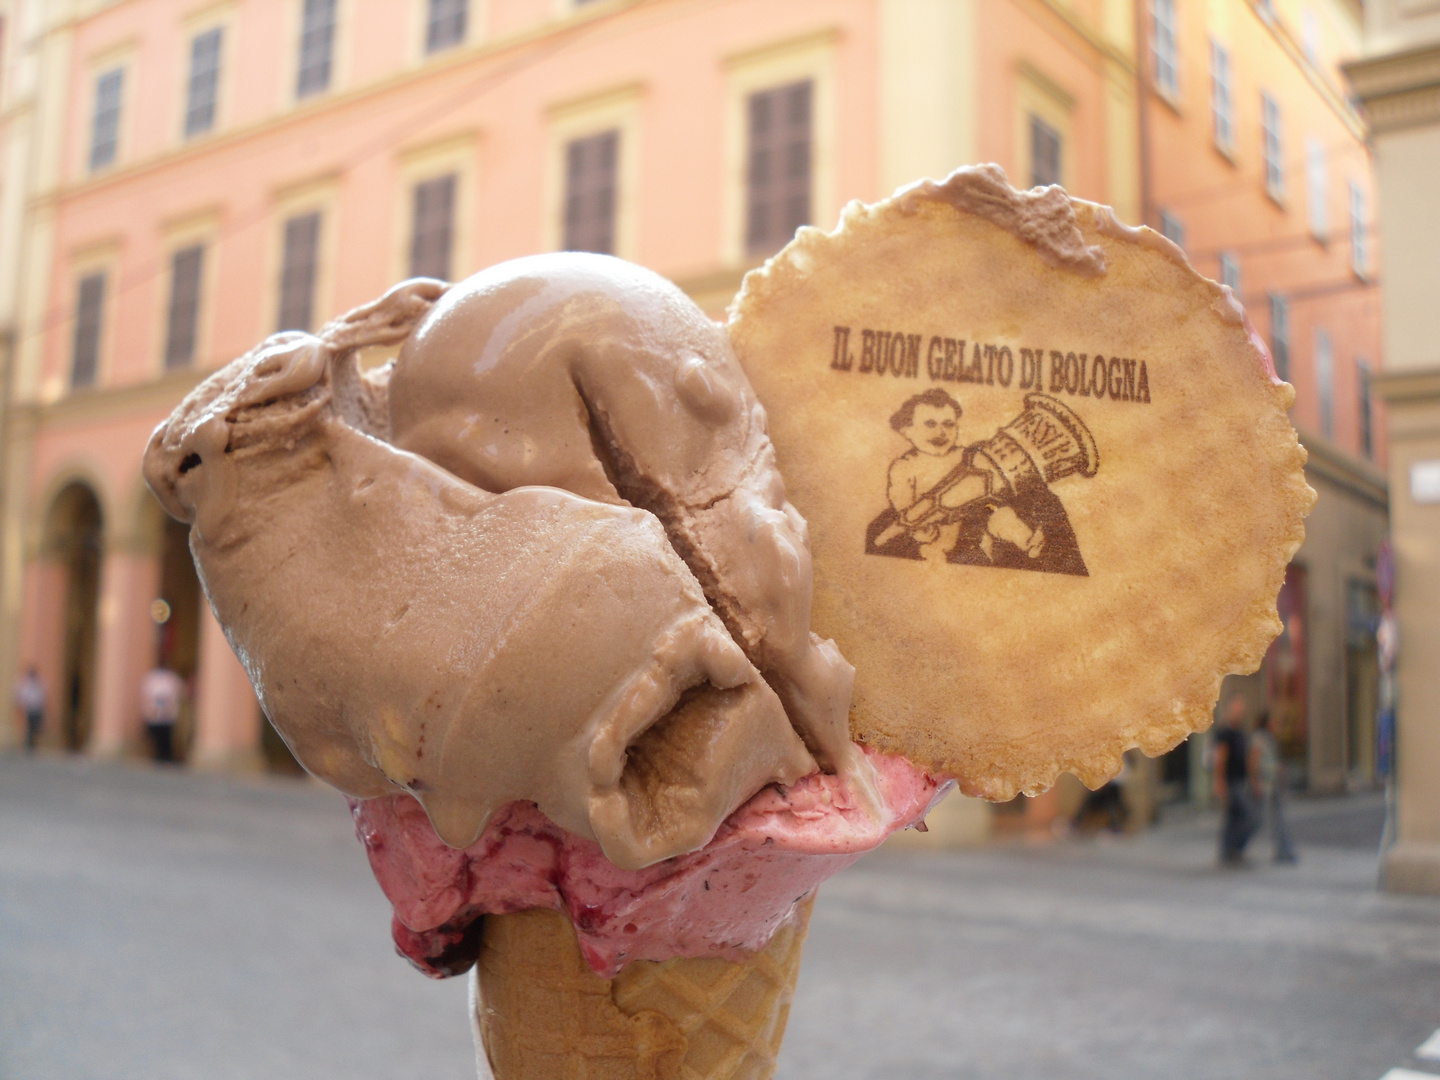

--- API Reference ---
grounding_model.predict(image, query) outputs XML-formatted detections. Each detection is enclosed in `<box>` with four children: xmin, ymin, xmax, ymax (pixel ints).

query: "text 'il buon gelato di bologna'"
<box><xmin>830</xmin><ymin>325</ymin><xmax>1153</xmax><ymax>404</ymax></box>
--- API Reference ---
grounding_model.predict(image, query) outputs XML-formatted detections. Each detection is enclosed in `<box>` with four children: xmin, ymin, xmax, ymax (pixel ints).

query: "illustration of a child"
<box><xmin>885</xmin><ymin>389</ymin><xmax>990</xmax><ymax>563</ymax></box>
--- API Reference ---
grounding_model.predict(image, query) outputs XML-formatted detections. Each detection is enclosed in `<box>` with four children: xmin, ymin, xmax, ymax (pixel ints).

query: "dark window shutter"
<box><xmin>296</xmin><ymin>0</ymin><xmax>336</xmax><ymax>98</ymax></box>
<box><xmin>410</xmin><ymin>174</ymin><xmax>456</xmax><ymax>280</ymax></box>
<box><xmin>90</xmin><ymin>69</ymin><xmax>123</xmax><ymax>171</ymax></box>
<box><xmin>1030</xmin><ymin>115</ymin><xmax>1062</xmax><ymax>188</ymax></box>
<box><xmin>165</xmin><ymin>244</ymin><xmax>205</xmax><ymax>370</ymax></box>
<box><xmin>745</xmin><ymin>80</ymin><xmax>811</xmax><ymax>256</ymax></box>
<box><xmin>71</xmin><ymin>272</ymin><xmax>106</xmax><ymax>390</ymax></box>
<box><xmin>185</xmin><ymin>28</ymin><xmax>222</xmax><ymax>137</ymax></box>
<box><xmin>563</xmin><ymin>129</ymin><xmax>619</xmax><ymax>255</ymax></box>
<box><xmin>426</xmin><ymin>0</ymin><xmax>468</xmax><ymax>53</ymax></box>
<box><xmin>277</xmin><ymin>212</ymin><xmax>322</xmax><ymax>332</ymax></box>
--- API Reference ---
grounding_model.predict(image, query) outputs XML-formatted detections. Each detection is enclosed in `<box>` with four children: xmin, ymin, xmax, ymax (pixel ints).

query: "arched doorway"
<box><xmin>43</xmin><ymin>483</ymin><xmax>103</xmax><ymax>751</ymax></box>
<box><xmin>156</xmin><ymin>513</ymin><xmax>202</xmax><ymax>761</ymax></box>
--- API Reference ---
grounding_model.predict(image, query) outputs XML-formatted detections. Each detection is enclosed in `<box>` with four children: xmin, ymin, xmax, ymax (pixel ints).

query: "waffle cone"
<box><xmin>472</xmin><ymin>896</ymin><xmax>814</xmax><ymax>1080</ymax></box>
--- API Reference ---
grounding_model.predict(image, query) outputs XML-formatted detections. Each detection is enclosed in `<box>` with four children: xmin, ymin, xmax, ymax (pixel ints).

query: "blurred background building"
<box><xmin>1345</xmin><ymin>0</ymin><xmax>1440</xmax><ymax>895</ymax></box>
<box><xmin>0</xmin><ymin>0</ymin><xmax>1392</xmax><ymax>830</ymax></box>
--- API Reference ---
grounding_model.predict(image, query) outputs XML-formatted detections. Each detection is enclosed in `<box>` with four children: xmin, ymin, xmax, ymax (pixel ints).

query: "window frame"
<box><xmin>1152</xmin><ymin>0</ymin><xmax>1180</xmax><ymax>101</ymax></box>
<box><xmin>1210</xmin><ymin>38</ymin><xmax>1234</xmax><ymax>157</ymax></box>
<box><xmin>267</xmin><ymin>178</ymin><xmax>338</xmax><ymax>335</ymax></box>
<box><xmin>183</xmin><ymin>26</ymin><xmax>224</xmax><ymax>140</ymax></box>
<box><xmin>722</xmin><ymin>32</ymin><xmax>836</xmax><ymax>268</ymax></box>
<box><xmin>1356</xmin><ymin>357</ymin><xmax>1373</xmax><ymax>459</ymax></box>
<box><xmin>1261</xmin><ymin>92</ymin><xmax>1285</xmax><ymax>203</ymax></box>
<box><xmin>88</xmin><ymin>66</ymin><xmax>125</xmax><ymax>173</ymax></box>
<box><xmin>1349</xmin><ymin>179</ymin><xmax>1369</xmax><ymax>279</ymax></box>
<box><xmin>294</xmin><ymin>0</ymin><xmax>341</xmax><ymax>101</ymax></box>
<box><xmin>393</xmin><ymin>133</ymin><xmax>476</xmax><ymax>284</ymax></box>
<box><xmin>424</xmin><ymin>0</ymin><xmax>469</xmax><ymax>55</ymax></box>
<box><xmin>743</xmin><ymin>79</ymin><xmax>814</xmax><ymax>258</ymax></box>
<box><xmin>562</xmin><ymin>128</ymin><xmax>620</xmax><ymax>256</ymax></box>
<box><xmin>1314</xmin><ymin>327</ymin><xmax>1334</xmax><ymax>440</ymax></box>
<box><xmin>1306</xmin><ymin>136</ymin><xmax>1328</xmax><ymax>241</ymax></box>
<box><xmin>1158</xmin><ymin>208</ymin><xmax>1186</xmax><ymax>251</ymax></box>
<box><xmin>70</xmin><ymin>270</ymin><xmax>107</xmax><ymax>391</ymax></box>
<box><xmin>1269</xmin><ymin>293</ymin><xmax>1291</xmax><ymax>382</ymax></box>
<box><xmin>544</xmin><ymin>84</ymin><xmax>641</xmax><ymax>261</ymax></box>
<box><xmin>1218</xmin><ymin>251</ymin><xmax>1240</xmax><ymax>295</ymax></box>
<box><xmin>409</xmin><ymin>172</ymin><xmax>459</xmax><ymax>279</ymax></box>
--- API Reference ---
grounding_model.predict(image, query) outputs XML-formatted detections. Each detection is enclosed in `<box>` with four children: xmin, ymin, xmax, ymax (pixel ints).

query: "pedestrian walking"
<box><xmin>15</xmin><ymin>667</ymin><xmax>45</xmax><ymax>752</ymax></box>
<box><xmin>140</xmin><ymin>665</ymin><xmax>185</xmax><ymax>764</ymax></box>
<box><xmin>1212</xmin><ymin>697</ymin><xmax>1259</xmax><ymax>865</ymax></box>
<box><xmin>1249</xmin><ymin>711</ymin><xmax>1298</xmax><ymax>863</ymax></box>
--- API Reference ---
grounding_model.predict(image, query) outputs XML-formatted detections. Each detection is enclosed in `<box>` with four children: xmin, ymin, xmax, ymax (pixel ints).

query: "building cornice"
<box><xmin>1344</xmin><ymin>42</ymin><xmax>1440</xmax><ymax>134</ymax></box>
<box><xmin>1297</xmin><ymin>427</ymin><xmax>1389</xmax><ymax>510</ymax></box>
<box><xmin>21</xmin><ymin>367</ymin><xmax>207</xmax><ymax>429</ymax></box>
<box><xmin>1372</xmin><ymin>365</ymin><xmax>1440</xmax><ymax>405</ymax></box>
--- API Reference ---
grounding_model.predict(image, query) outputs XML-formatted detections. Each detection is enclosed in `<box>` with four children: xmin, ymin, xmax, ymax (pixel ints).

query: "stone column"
<box><xmin>1375</xmin><ymin>371</ymin><xmax>1440</xmax><ymax>893</ymax></box>
<box><xmin>1348</xmin><ymin>32</ymin><xmax>1440</xmax><ymax>894</ymax></box>
<box><xmin>88</xmin><ymin>549</ymin><xmax>159</xmax><ymax>757</ymax></box>
<box><xmin>190</xmin><ymin>600</ymin><xmax>262</xmax><ymax>771</ymax></box>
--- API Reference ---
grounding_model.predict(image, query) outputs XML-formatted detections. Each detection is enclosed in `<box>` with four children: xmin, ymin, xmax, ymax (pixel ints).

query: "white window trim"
<box><xmin>1348</xmin><ymin>179</ymin><xmax>1369</xmax><ymax>280</ymax></box>
<box><xmin>544</xmin><ymin>84</ymin><xmax>643</xmax><ymax>261</ymax></box>
<box><xmin>393</xmin><ymin>132</ymin><xmax>477</xmax><ymax>283</ymax></box>
<box><xmin>722</xmin><ymin>31</ymin><xmax>837</xmax><ymax>269</ymax></box>
<box><xmin>177</xmin><ymin>3</ymin><xmax>238</xmax><ymax>143</ymax></box>
<box><xmin>1152</xmin><ymin>0</ymin><xmax>1180</xmax><ymax>102</ymax></box>
<box><xmin>265</xmin><ymin>177</ymin><xmax>339</xmax><ymax>335</ymax></box>
<box><xmin>155</xmin><ymin>210</ymin><xmax>222</xmax><ymax>376</ymax></box>
<box><xmin>1261</xmin><ymin>91</ymin><xmax>1284</xmax><ymax>203</ymax></box>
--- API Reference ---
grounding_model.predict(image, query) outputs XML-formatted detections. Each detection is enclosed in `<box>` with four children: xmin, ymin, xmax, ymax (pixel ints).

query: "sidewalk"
<box><xmin>2</xmin><ymin>752</ymin><xmax>1436</xmax><ymax>1080</ymax></box>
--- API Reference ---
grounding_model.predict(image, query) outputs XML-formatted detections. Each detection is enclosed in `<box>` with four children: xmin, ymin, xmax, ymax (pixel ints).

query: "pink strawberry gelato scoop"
<box><xmin>354</xmin><ymin>748</ymin><xmax>943</xmax><ymax>978</ymax></box>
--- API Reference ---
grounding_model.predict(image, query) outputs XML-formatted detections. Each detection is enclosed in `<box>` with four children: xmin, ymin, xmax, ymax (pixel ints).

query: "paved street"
<box><xmin>2</xmin><ymin>752</ymin><xmax>1437</xmax><ymax>1080</ymax></box>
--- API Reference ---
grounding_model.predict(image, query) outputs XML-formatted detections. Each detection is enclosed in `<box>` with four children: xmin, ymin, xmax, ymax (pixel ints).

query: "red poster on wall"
<box><xmin>1265</xmin><ymin>563</ymin><xmax>1308</xmax><ymax>763</ymax></box>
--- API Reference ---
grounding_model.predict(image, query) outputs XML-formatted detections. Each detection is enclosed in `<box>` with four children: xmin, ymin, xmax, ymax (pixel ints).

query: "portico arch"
<box><xmin>40</xmin><ymin>482</ymin><xmax>104</xmax><ymax>751</ymax></box>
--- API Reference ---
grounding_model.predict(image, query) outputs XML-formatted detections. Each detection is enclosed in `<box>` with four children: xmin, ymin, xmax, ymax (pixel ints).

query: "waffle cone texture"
<box><xmin>472</xmin><ymin>896</ymin><xmax>814</xmax><ymax>1080</ymax></box>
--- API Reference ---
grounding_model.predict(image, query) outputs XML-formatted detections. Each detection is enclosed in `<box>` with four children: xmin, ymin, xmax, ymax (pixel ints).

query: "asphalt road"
<box><xmin>2</xmin><ymin>752</ymin><xmax>1437</xmax><ymax>1080</ymax></box>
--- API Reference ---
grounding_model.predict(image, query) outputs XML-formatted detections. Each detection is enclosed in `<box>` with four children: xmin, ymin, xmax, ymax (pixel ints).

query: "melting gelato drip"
<box><xmin>355</xmin><ymin>748</ymin><xmax>943</xmax><ymax>979</ymax></box>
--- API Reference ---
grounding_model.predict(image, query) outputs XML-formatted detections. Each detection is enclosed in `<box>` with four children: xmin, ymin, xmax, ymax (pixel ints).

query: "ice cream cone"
<box><xmin>473</xmin><ymin>895</ymin><xmax>814</xmax><ymax>1080</ymax></box>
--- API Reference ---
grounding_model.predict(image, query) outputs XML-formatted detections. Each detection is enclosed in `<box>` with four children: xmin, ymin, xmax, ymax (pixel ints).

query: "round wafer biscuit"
<box><xmin>728</xmin><ymin>166</ymin><xmax>1314</xmax><ymax>800</ymax></box>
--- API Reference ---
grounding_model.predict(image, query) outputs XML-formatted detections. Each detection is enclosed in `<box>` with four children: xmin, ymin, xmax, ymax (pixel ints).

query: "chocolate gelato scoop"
<box><xmin>387</xmin><ymin>254</ymin><xmax>865</xmax><ymax>787</ymax></box>
<box><xmin>142</xmin><ymin>278</ymin><xmax>819</xmax><ymax>870</ymax></box>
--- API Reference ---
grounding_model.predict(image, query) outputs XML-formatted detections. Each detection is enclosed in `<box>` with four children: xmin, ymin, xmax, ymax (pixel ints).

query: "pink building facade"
<box><xmin>1</xmin><ymin>0</ymin><xmax>1384</xmax><ymax>807</ymax></box>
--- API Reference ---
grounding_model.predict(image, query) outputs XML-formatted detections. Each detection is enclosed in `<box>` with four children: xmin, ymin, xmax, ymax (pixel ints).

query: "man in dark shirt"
<box><xmin>1213</xmin><ymin>696</ymin><xmax>1260</xmax><ymax>864</ymax></box>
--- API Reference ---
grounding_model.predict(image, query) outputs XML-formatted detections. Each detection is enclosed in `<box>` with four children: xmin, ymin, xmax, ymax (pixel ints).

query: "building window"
<box><xmin>410</xmin><ymin>174</ymin><xmax>456</xmax><ymax>280</ymax></box>
<box><xmin>1210</xmin><ymin>40</ymin><xmax>1234</xmax><ymax>154</ymax></box>
<box><xmin>164</xmin><ymin>244</ymin><xmax>205</xmax><ymax>370</ymax></box>
<box><xmin>426</xmin><ymin>0</ymin><xmax>467</xmax><ymax>52</ymax></box>
<box><xmin>1301</xmin><ymin>8</ymin><xmax>1320</xmax><ymax>65</ymax></box>
<box><xmin>1030</xmin><ymin>115</ymin><xmax>1062</xmax><ymax>188</ymax></box>
<box><xmin>1159</xmin><ymin>209</ymin><xmax>1185</xmax><ymax>250</ymax></box>
<box><xmin>1219</xmin><ymin>251</ymin><xmax>1240</xmax><ymax>294</ymax></box>
<box><xmin>1349</xmin><ymin>180</ymin><xmax>1369</xmax><ymax>278</ymax></box>
<box><xmin>296</xmin><ymin>0</ymin><xmax>336</xmax><ymax>99</ymax></box>
<box><xmin>1262</xmin><ymin>93</ymin><xmax>1284</xmax><ymax>200</ymax></box>
<box><xmin>1357</xmin><ymin>358</ymin><xmax>1373</xmax><ymax>459</ymax></box>
<box><xmin>277</xmin><ymin>211</ymin><xmax>322</xmax><ymax>332</ymax></box>
<box><xmin>563</xmin><ymin>130</ymin><xmax>618</xmax><ymax>255</ymax></box>
<box><xmin>89</xmin><ymin>68</ymin><xmax>123</xmax><ymax>171</ymax></box>
<box><xmin>1306</xmin><ymin>137</ymin><xmax>1328</xmax><ymax>240</ymax></box>
<box><xmin>1315</xmin><ymin>328</ymin><xmax>1334</xmax><ymax>439</ymax></box>
<box><xmin>72</xmin><ymin>272</ymin><xmax>106</xmax><ymax>389</ymax></box>
<box><xmin>1152</xmin><ymin>0</ymin><xmax>1179</xmax><ymax>99</ymax></box>
<box><xmin>1270</xmin><ymin>293</ymin><xmax>1290</xmax><ymax>382</ymax></box>
<box><xmin>185</xmin><ymin>28</ymin><xmax>223</xmax><ymax>137</ymax></box>
<box><xmin>746</xmin><ymin>80</ymin><xmax>812</xmax><ymax>256</ymax></box>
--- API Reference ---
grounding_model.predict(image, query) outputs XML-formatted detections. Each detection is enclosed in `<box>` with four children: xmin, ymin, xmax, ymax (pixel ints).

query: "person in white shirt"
<box><xmin>15</xmin><ymin>667</ymin><xmax>45</xmax><ymax>752</ymax></box>
<box><xmin>140</xmin><ymin>666</ymin><xmax>186</xmax><ymax>763</ymax></box>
